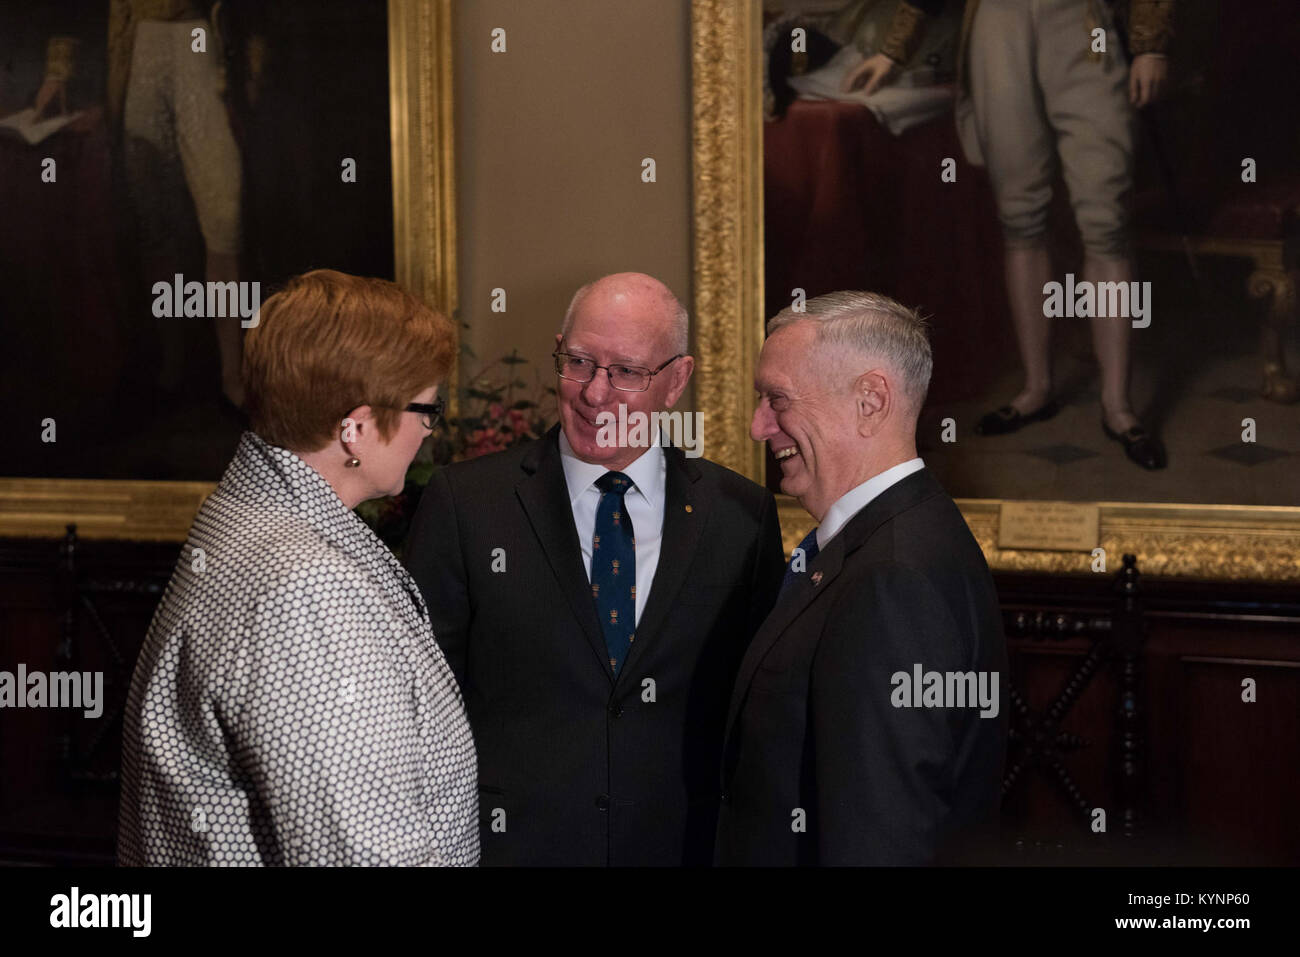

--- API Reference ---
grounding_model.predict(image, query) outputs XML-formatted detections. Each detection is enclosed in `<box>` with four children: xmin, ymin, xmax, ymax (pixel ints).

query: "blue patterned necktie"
<box><xmin>591</xmin><ymin>471</ymin><xmax>637</xmax><ymax>675</ymax></box>
<box><xmin>779</xmin><ymin>527</ymin><xmax>819</xmax><ymax>596</ymax></box>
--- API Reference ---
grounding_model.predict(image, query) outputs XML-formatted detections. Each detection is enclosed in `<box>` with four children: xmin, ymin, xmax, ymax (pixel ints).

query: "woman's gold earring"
<box><xmin>345</xmin><ymin>457</ymin><xmax>361</xmax><ymax>468</ymax></box>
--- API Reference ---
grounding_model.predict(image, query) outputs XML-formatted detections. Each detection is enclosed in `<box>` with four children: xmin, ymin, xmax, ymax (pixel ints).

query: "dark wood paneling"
<box><xmin>0</xmin><ymin>535</ymin><xmax>176</xmax><ymax>865</ymax></box>
<box><xmin>1</xmin><ymin>538</ymin><xmax>1297</xmax><ymax>864</ymax></box>
<box><xmin>997</xmin><ymin>568</ymin><xmax>1300</xmax><ymax>864</ymax></box>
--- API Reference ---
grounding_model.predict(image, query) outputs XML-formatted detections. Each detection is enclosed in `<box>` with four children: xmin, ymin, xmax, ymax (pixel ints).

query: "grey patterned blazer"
<box><xmin>118</xmin><ymin>432</ymin><xmax>479</xmax><ymax>866</ymax></box>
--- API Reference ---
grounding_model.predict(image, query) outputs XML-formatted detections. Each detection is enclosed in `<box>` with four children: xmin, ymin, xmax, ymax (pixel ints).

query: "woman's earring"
<box><xmin>340</xmin><ymin>418</ymin><xmax>360</xmax><ymax>467</ymax></box>
<box><xmin>341</xmin><ymin>418</ymin><xmax>360</xmax><ymax>467</ymax></box>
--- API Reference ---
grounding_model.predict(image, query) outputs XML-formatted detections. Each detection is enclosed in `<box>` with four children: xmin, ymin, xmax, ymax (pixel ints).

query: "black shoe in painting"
<box><xmin>975</xmin><ymin>399</ymin><xmax>1061</xmax><ymax>436</ymax></box>
<box><xmin>1102</xmin><ymin>420</ymin><xmax>1167</xmax><ymax>470</ymax></box>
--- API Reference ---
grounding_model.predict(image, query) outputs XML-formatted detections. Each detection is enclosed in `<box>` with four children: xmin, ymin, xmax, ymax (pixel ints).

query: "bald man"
<box><xmin>405</xmin><ymin>273</ymin><xmax>785</xmax><ymax>866</ymax></box>
<box><xmin>717</xmin><ymin>291</ymin><xmax>1007</xmax><ymax>865</ymax></box>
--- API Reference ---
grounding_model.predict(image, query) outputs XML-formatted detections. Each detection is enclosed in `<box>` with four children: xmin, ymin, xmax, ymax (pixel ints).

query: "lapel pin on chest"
<box><xmin>811</xmin><ymin>571</ymin><xmax>823</xmax><ymax>585</ymax></box>
<box><xmin>684</xmin><ymin>505</ymin><xmax>693</xmax><ymax>513</ymax></box>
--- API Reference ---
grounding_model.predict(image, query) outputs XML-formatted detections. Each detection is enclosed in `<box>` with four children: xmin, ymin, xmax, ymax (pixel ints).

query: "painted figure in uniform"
<box><xmin>845</xmin><ymin>0</ymin><xmax>1176</xmax><ymax>469</ymax></box>
<box><xmin>35</xmin><ymin>0</ymin><xmax>245</xmax><ymax>408</ymax></box>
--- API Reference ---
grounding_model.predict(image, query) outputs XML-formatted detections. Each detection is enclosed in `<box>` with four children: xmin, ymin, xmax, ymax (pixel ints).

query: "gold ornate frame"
<box><xmin>0</xmin><ymin>0</ymin><xmax>456</xmax><ymax>543</ymax></box>
<box><xmin>688</xmin><ymin>0</ymin><xmax>1300</xmax><ymax>583</ymax></box>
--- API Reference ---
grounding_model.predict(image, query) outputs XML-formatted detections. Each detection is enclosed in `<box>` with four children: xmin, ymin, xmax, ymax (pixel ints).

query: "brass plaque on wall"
<box><xmin>998</xmin><ymin>502</ymin><xmax>1100</xmax><ymax>552</ymax></box>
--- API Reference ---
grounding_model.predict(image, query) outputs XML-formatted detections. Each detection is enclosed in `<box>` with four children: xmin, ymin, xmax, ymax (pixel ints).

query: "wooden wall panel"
<box><xmin>1</xmin><ymin>540</ymin><xmax>1297</xmax><ymax>864</ymax></box>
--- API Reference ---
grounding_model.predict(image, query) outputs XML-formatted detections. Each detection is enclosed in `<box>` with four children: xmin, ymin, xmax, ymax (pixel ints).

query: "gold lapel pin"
<box><xmin>684</xmin><ymin>505</ymin><xmax>693</xmax><ymax>513</ymax></box>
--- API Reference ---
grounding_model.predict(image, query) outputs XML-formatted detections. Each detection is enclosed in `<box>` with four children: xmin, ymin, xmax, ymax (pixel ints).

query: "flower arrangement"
<box><xmin>356</xmin><ymin>349</ymin><xmax>556</xmax><ymax>553</ymax></box>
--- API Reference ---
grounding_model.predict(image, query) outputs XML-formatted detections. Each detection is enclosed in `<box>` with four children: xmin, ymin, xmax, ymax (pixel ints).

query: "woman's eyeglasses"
<box><xmin>363</xmin><ymin>397</ymin><xmax>446</xmax><ymax>431</ymax></box>
<box><xmin>404</xmin><ymin>397</ymin><xmax>446</xmax><ymax>431</ymax></box>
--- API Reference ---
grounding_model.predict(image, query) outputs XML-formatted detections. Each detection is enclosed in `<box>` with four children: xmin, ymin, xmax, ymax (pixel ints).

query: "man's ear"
<box><xmin>554</xmin><ymin>333</ymin><xmax>564</xmax><ymax>350</ymax></box>
<box><xmin>666</xmin><ymin>355</ymin><xmax>695</xmax><ymax>407</ymax></box>
<box><xmin>855</xmin><ymin>371</ymin><xmax>889</xmax><ymax>436</ymax></box>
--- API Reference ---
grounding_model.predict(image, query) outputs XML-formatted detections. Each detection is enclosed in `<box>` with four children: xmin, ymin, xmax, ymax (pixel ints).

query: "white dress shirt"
<box><xmin>817</xmin><ymin>457</ymin><xmax>926</xmax><ymax>549</ymax></box>
<box><xmin>559</xmin><ymin>429</ymin><xmax>667</xmax><ymax>626</ymax></box>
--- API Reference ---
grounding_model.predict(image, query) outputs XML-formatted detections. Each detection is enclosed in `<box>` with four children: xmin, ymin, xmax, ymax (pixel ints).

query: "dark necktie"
<box><xmin>779</xmin><ymin>527</ymin><xmax>819</xmax><ymax>596</ymax></box>
<box><xmin>591</xmin><ymin>471</ymin><xmax>636</xmax><ymax>675</ymax></box>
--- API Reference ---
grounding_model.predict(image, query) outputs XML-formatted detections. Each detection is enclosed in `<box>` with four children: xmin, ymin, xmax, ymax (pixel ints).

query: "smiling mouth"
<box><xmin>773</xmin><ymin>446</ymin><xmax>799</xmax><ymax>461</ymax></box>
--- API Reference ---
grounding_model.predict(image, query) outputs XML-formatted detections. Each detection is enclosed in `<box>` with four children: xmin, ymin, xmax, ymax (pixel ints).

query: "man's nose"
<box><xmin>582</xmin><ymin>368</ymin><xmax>614</xmax><ymax>405</ymax></box>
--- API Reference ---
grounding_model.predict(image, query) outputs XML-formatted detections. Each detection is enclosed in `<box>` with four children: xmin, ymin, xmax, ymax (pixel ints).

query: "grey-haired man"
<box><xmin>717</xmin><ymin>291</ymin><xmax>1008</xmax><ymax>865</ymax></box>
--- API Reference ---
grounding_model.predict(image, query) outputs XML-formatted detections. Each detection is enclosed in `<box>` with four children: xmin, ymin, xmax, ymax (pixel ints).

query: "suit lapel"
<box><xmin>619</xmin><ymin>446</ymin><xmax>705</xmax><ymax>680</ymax></box>
<box><xmin>722</xmin><ymin>468</ymin><xmax>946</xmax><ymax>748</ymax></box>
<box><xmin>516</xmin><ymin>426</ymin><xmax>612</xmax><ymax>683</ymax></box>
<box><xmin>722</xmin><ymin>534</ymin><xmax>848</xmax><ymax>744</ymax></box>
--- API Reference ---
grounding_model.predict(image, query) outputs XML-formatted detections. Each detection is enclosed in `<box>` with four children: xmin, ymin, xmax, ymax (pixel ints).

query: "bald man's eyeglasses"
<box><xmin>553</xmin><ymin>351</ymin><xmax>683</xmax><ymax>392</ymax></box>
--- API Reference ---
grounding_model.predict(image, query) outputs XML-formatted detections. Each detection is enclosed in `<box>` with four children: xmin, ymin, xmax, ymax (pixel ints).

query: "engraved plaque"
<box><xmin>998</xmin><ymin>502</ymin><xmax>1100</xmax><ymax>552</ymax></box>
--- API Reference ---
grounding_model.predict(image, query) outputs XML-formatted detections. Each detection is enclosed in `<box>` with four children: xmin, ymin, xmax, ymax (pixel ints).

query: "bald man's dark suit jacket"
<box><xmin>404</xmin><ymin>424</ymin><xmax>785</xmax><ymax>866</ymax></box>
<box><xmin>715</xmin><ymin>467</ymin><xmax>1007</xmax><ymax>865</ymax></box>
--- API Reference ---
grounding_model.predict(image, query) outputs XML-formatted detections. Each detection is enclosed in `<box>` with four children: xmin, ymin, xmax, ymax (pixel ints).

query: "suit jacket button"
<box><xmin>608</xmin><ymin>704</ymin><xmax>623</xmax><ymax>718</ymax></box>
<box><xmin>596</xmin><ymin>794</ymin><xmax>611</xmax><ymax>812</ymax></box>
<box><xmin>720</xmin><ymin>791</ymin><xmax>731</xmax><ymax>805</ymax></box>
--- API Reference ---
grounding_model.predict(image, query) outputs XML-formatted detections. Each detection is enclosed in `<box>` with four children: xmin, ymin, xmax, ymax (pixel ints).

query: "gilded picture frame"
<box><xmin>688</xmin><ymin>0</ymin><xmax>1300</xmax><ymax>583</ymax></box>
<box><xmin>0</xmin><ymin>0</ymin><xmax>456</xmax><ymax>543</ymax></box>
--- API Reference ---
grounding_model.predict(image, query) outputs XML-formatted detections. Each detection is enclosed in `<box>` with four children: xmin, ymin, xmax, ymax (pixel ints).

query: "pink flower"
<box><xmin>464</xmin><ymin>424</ymin><xmax>509</xmax><ymax>459</ymax></box>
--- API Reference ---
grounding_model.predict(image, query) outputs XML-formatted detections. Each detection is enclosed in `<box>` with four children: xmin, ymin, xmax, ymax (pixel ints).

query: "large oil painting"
<box><xmin>1</xmin><ymin>0</ymin><xmax>396</xmax><ymax>483</ymax></box>
<box><xmin>689</xmin><ymin>0</ymin><xmax>1299</xmax><ymax>581</ymax></box>
<box><xmin>757</xmin><ymin>0</ymin><xmax>1299</xmax><ymax>507</ymax></box>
